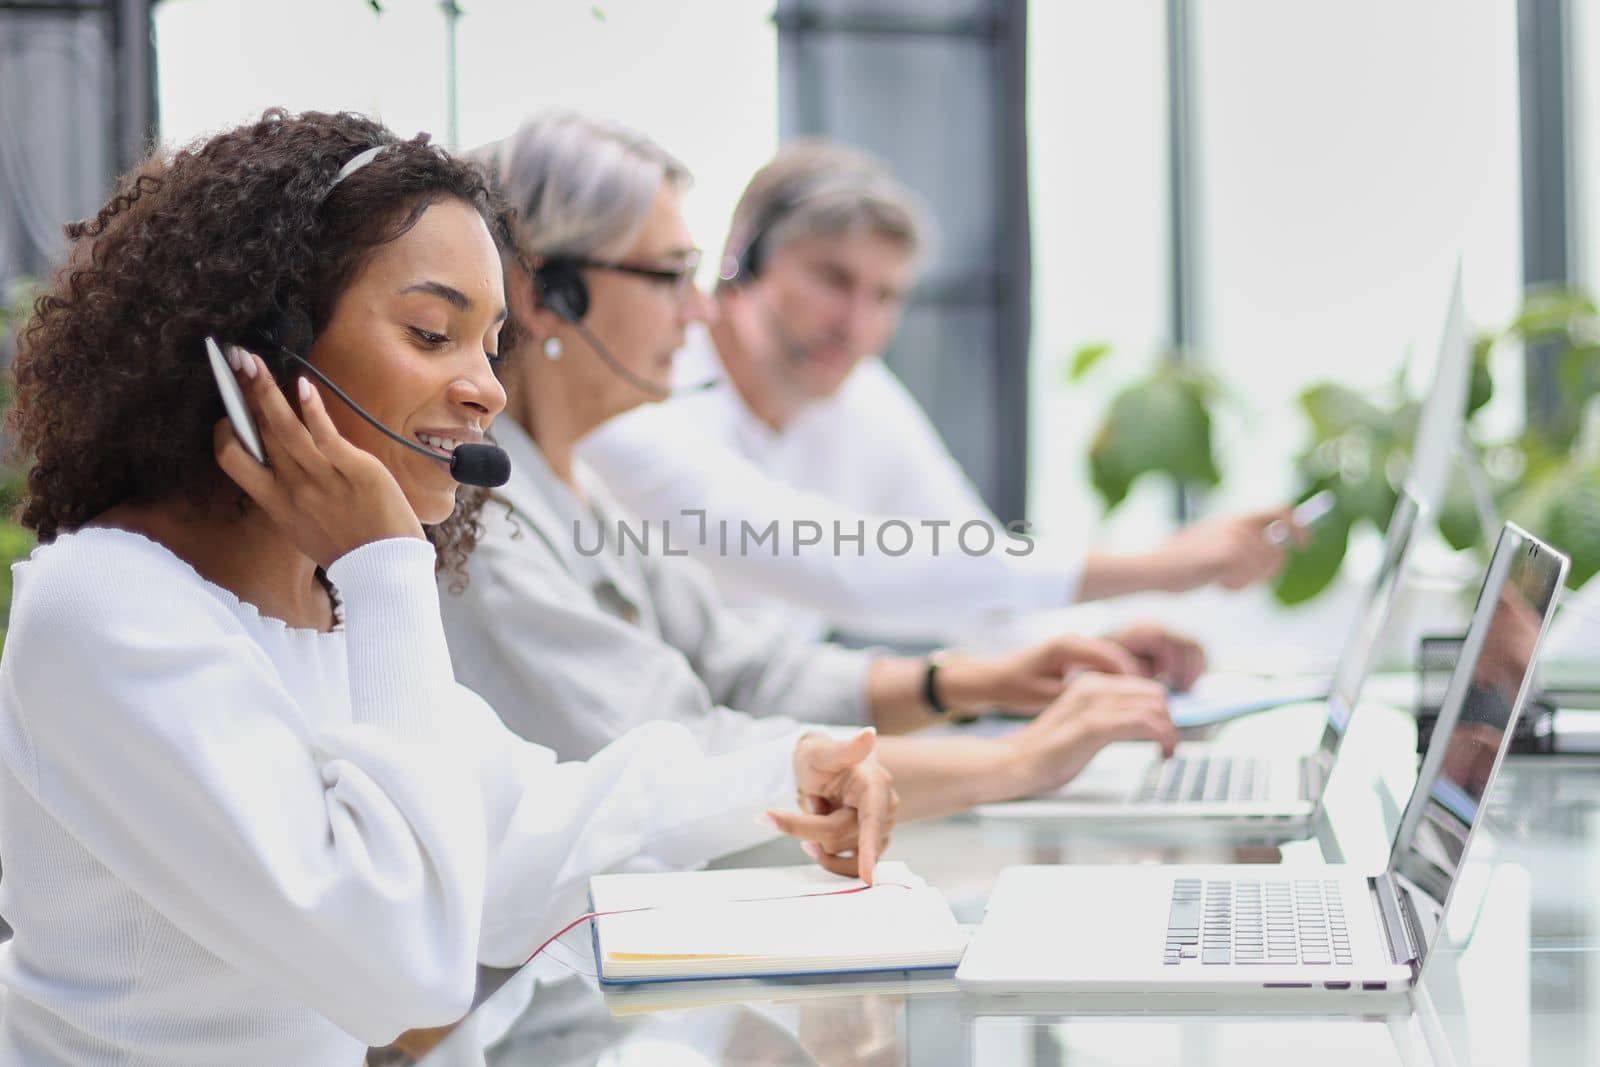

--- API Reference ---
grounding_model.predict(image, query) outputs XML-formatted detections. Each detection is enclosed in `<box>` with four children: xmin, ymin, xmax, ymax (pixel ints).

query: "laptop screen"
<box><xmin>1312</xmin><ymin>273</ymin><xmax>1465</xmax><ymax>768</ymax></box>
<box><xmin>1313</xmin><ymin>491</ymin><xmax>1423</xmax><ymax>762</ymax></box>
<box><xmin>1405</xmin><ymin>267</ymin><xmax>1469</xmax><ymax>514</ymax></box>
<box><xmin>1387</xmin><ymin>524</ymin><xmax>1567</xmax><ymax>958</ymax></box>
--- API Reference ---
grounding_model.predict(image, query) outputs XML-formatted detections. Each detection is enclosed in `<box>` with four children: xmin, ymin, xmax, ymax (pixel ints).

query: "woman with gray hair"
<box><xmin>440</xmin><ymin>110</ymin><xmax>1181</xmax><ymax>863</ymax></box>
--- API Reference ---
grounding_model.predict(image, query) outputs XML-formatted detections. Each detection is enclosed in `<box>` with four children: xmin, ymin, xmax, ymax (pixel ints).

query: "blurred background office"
<box><xmin>2</xmin><ymin>0</ymin><xmax>1597</xmax><ymax>664</ymax></box>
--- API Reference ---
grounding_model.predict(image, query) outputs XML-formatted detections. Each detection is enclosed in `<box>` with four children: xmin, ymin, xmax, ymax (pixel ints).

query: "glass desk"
<box><xmin>397</xmin><ymin>695</ymin><xmax>1600</xmax><ymax>1067</ymax></box>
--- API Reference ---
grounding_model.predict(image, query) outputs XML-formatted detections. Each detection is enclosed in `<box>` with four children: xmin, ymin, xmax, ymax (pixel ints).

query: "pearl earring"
<box><xmin>543</xmin><ymin>336</ymin><xmax>564</xmax><ymax>361</ymax></box>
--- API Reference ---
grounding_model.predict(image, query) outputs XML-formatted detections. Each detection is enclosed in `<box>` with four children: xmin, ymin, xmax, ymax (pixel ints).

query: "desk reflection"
<box><xmin>395</xmin><ymin>700</ymin><xmax>1600</xmax><ymax>1067</ymax></box>
<box><xmin>409</xmin><ymin>970</ymin><xmax>935</xmax><ymax>1067</ymax></box>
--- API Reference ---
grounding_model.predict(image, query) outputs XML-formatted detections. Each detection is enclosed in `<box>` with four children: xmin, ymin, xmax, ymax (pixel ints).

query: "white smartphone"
<box><xmin>205</xmin><ymin>336</ymin><xmax>265</xmax><ymax>465</ymax></box>
<box><xmin>1266</xmin><ymin>489</ymin><xmax>1337</xmax><ymax>546</ymax></box>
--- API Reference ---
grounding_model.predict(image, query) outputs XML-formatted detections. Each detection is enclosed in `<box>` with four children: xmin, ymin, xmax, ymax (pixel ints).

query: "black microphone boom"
<box><xmin>566</xmin><ymin>318</ymin><xmax>719</xmax><ymax>399</ymax></box>
<box><xmin>284</xmin><ymin>351</ymin><xmax>512</xmax><ymax>489</ymax></box>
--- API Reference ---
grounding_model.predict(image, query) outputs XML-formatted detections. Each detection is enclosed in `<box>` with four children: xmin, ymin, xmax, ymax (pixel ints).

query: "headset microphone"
<box><xmin>294</xmin><ymin>355</ymin><xmax>511</xmax><ymax>487</ymax></box>
<box><xmin>563</xmin><ymin>314</ymin><xmax>717</xmax><ymax>400</ymax></box>
<box><xmin>249</xmin><ymin>313</ymin><xmax>511</xmax><ymax>489</ymax></box>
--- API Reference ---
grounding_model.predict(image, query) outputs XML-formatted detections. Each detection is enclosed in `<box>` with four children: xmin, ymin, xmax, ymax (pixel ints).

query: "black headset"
<box><xmin>244</xmin><ymin>146</ymin><xmax>390</xmax><ymax>365</ymax></box>
<box><xmin>529</xmin><ymin>256</ymin><xmax>716</xmax><ymax>399</ymax></box>
<box><xmin>531</xmin><ymin>258</ymin><xmax>591</xmax><ymax>322</ymax></box>
<box><xmin>519</xmin><ymin>174</ymin><xmax>724</xmax><ymax>398</ymax></box>
<box><xmin>718</xmin><ymin>169</ymin><xmax>880</xmax><ymax>288</ymax></box>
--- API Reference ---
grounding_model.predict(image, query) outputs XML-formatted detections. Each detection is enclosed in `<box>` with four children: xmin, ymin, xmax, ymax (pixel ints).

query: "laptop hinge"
<box><xmin>1371</xmin><ymin>874</ymin><xmax>1419</xmax><ymax>966</ymax></box>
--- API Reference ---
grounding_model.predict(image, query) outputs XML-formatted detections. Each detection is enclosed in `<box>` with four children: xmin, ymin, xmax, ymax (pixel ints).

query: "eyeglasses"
<box><xmin>571</xmin><ymin>251</ymin><xmax>702</xmax><ymax>301</ymax></box>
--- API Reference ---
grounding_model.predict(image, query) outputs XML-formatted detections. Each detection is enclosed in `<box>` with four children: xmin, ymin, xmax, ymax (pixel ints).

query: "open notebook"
<box><xmin>588</xmin><ymin>861</ymin><xmax>968</xmax><ymax>985</ymax></box>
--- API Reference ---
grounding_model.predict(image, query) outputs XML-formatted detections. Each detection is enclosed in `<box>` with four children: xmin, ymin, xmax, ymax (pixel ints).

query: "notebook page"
<box><xmin>590</xmin><ymin>862</ymin><xmax>965</xmax><ymax>963</ymax></box>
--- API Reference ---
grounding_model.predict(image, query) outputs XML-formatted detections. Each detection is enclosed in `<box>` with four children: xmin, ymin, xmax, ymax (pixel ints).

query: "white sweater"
<box><xmin>0</xmin><ymin>528</ymin><xmax>799</xmax><ymax>1066</ymax></box>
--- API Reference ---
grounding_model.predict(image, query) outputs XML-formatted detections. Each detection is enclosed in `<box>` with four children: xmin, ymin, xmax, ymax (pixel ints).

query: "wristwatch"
<box><xmin>922</xmin><ymin>649</ymin><xmax>960</xmax><ymax>717</ymax></box>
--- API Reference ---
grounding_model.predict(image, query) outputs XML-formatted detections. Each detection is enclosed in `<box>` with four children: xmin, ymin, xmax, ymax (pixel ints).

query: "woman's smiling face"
<box><xmin>306</xmin><ymin>197</ymin><xmax>509</xmax><ymax>525</ymax></box>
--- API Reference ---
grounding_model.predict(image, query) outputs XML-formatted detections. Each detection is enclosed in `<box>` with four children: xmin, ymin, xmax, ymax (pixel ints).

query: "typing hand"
<box><xmin>937</xmin><ymin>635</ymin><xmax>1141</xmax><ymax>717</ymax></box>
<box><xmin>214</xmin><ymin>348</ymin><xmax>425</xmax><ymax>569</ymax></box>
<box><xmin>1004</xmin><ymin>673</ymin><xmax>1177</xmax><ymax>795</ymax></box>
<box><xmin>1107</xmin><ymin>622</ymin><xmax>1207</xmax><ymax>692</ymax></box>
<box><xmin>774</xmin><ymin>729</ymin><xmax>898</xmax><ymax>884</ymax></box>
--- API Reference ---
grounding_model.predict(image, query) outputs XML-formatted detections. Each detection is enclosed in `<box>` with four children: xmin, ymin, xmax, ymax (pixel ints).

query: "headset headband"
<box><xmin>316</xmin><ymin>144</ymin><xmax>392</xmax><ymax>208</ymax></box>
<box><xmin>720</xmin><ymin>168</ymin><xmax>882</xmax><ymax>285</ymax></box>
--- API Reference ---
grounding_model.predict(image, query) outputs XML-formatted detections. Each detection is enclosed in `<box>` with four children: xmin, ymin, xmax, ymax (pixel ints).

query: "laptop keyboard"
<box><xmin>1135</xmin><ymin>755</ymin><xmax>1271</xmax><ymax>804</ymax></box>
<box><xmin>1163</xmin><ymin>878</ymin><xmax>1353</xmax><ymax>966</ymax></box>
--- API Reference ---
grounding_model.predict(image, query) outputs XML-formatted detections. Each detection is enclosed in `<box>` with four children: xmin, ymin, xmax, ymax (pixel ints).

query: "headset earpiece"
<box><xmin>240</xmin><ymin>303</ymin><xmax>312</xmax><ymax>378</ymax></box>
<box><xmin>719</xmin><ymin>183</ymin><xmax>809</xmax><ymax>288</ymax></box>
<box><xmin>533</xmin><ymin>260</ymin><xmax>589</xmax><ymax>322</ymax></box>
<box><xmin>720</xmin><ymin>167</ymin><xmax>884</xmax><ymax>288</ymax></box>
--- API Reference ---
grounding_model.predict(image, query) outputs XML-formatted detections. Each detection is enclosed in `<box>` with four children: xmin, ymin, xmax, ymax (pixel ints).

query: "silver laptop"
<box><xmin>975</xmin><ymin>490</ymin><xmax>1423</xmax><ymax>829</ymax></box>
<box><xmin>975</xmin><ymin>269</ymin><xmax>1470</xmax><ymax>830</ymax></box>
<box><xmin>957</xmin><ymin>524</ymin><xmax>1568</xmax><ymax>1005</ymax></box>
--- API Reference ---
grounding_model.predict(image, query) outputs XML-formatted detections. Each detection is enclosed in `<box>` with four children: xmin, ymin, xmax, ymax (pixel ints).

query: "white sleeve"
<box><xmin>580</xmin><ymin>405</ymin><xmax>1082</xmax><ymax>639</ymax></box>
<box><xmin>2</xmin><ymin>536</ymin><xmax>796</xmax><ymax>1044</ymax></box>
<box><xmin>339</xmin><ymin>542</ymin><xmax>806</xmax><ymax>970</ymax></box>
<box><xmin>441</xmin><ymin>504</ymin><xmax>840</xmax><ymax>762</ymax></box>
<box><xmin>838</xmin><ymin>359</ymin><xmax>1001</xmax><ymax>524</ymax></box>
<box><xmin>641</xmin><ymin>550</ymin><xmax>871</xmax><ymax>730</ymax></box>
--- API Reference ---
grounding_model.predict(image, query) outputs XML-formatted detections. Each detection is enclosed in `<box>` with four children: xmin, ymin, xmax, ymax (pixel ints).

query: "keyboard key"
<box><xmin>1169</xmin><ymin>900</ymin><xmax>1201</xmax><ymax>927</ymax></box>
<box><xmin>1162</xmin><ymin>876</ymin><xmax>1351</xmax><ymax>968</ymax></box>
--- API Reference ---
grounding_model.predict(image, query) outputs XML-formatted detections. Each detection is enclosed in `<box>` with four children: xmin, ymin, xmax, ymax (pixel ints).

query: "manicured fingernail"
<box><xmin>757</xmin><ymin>812</ymin><xmax>781</xmax><ymax>831</ymax></box>
<box><xmin>801</xmin><ymin>841</ymin><xmax>823</xmax><ymax>860</ymax></box>
<box><xmin>297</xmin><ymin>377</ymin><xmax>313</xmax><ymax>404</ymax></box>
<box><xmin>240</xmin><ymin>352</ymin><xmax>258</xmax><ymax>380</ymax></box>
<box><xmin>223</xmin><ymin>344</ymin><xmax>241</xmax><ymax>372</ymax></box>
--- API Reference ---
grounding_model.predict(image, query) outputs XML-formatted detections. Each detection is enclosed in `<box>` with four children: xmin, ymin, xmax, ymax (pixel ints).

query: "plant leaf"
<box><xmin>1088</xmin><ymin>372</ymin><xmax>1219</xmax><ymax>510</ymax></box>
<box><xmin>1509</xmin><ymin>287</ymin><xmax>1597</xmax><ymax>342</ymax></box>
<box><xmin>1438</xmin><ymin>470</ymin><xmax>1485</xmax><ymax>551</ymax></box>
<box><xmin>1067</xmin><ymin>342</ymin><xmax>1113</xmax><ymax>383</ymax></box>
<box><xmin>1272</xmin><ymin>504</ymin><xmax>1352</xmax><ymax>606</ymax></box>
<box><xmin>1510</xmin><ymin>461</ymin><xmax>1600</xmax><ymax>589</ymax></box>
<box><xmin>1300</xmin><ymin>383</ymin><xmax>1388</xmax><ymax>439</ymax></box>
<box><xmin>1468</xmin><ymin>334</ymin><xmax>1494</xmax><ymax>416</ymax></box>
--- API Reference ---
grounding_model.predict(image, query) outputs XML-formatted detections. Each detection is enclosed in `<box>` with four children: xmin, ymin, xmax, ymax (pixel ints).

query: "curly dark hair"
<box><xmin>8</xmin><ymin>108</ymin><xmax>518</xmax><ymax>578</ymax></box>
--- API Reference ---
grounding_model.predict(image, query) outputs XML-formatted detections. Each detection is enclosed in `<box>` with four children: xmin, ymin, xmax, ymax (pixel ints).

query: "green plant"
<box><xmin>1274</xmin><ymin>286</ymin><xmax>1600</xmax><ymax>603</ymax></box>
<box><xmin>0</xmin><ymin>276</ymin><xmax>37</xmax><ymax>631</ymax></box>
<box><xmin>1068</xmin><ymin>285</ymin><xmax>1600</xmax><ymax>606</ymax></box>
<box><xmin>1068</xmin><ymin>343</ymin><xmax>1223</xmax><ymax>510</ymax></box>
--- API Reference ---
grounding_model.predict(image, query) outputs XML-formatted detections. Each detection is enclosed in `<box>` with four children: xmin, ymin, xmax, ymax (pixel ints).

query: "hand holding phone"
<box><xmin>205</xmin><ymin>336</ymin><xmax>265</xmax><ymax>465</ymax></box>
<box><xmin>1265</xmin><ymin>489</ymin><xmax>1337</xmax><ymax>547</ymax></box>
<box><xmin>212</xmin><ymin>344</ymin><xmax>425</xmax><ymax>569</ymax></box>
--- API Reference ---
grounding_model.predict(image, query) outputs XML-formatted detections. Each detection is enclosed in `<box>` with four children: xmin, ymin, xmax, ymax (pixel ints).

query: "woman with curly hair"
<box><xmin>0</xmin><ymin>109</ymin><xmax>892</xmax><ymax>1066</ymax></box>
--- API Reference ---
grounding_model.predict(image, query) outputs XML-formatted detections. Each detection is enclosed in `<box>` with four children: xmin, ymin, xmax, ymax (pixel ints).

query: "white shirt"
<box><xmin>578</xmin><ymin>328</ymin><xmax>1082</xmax><ymax>646</ymax></box>
<box><xmin>442</xmin><ymin>418</ymin><xmax>871</xmax><ymax>762</ymax></box>
<box><xmin>0</xmin><ymin>528</ymin><xmax>798</xmax><ymax>1066</ymax></box>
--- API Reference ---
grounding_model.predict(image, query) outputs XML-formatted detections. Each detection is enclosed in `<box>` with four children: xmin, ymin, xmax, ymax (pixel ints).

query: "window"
<box><xmin>1026</xmin><ymin>0</ymin><xmax>1172</xmax><ymax>557</ymax></box>
<box><xmin>1027</xmin><ymin>0</ymin><xmax>1524</xmax><ymax>551</ymax></box>
<box><xmin>1574</xmin><ymin>0</ymin><xmax>1600</xmax><ymax>293</ymax></box>
<box><xmin>1192</xmin><ymin>1</ymin><xmax>1525</xmax><ymax>512</ymax></box>
<box><xmin>154</xmin><ymin>0</ymin><xmax>778</xmax><ymax>262</ymax></box>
